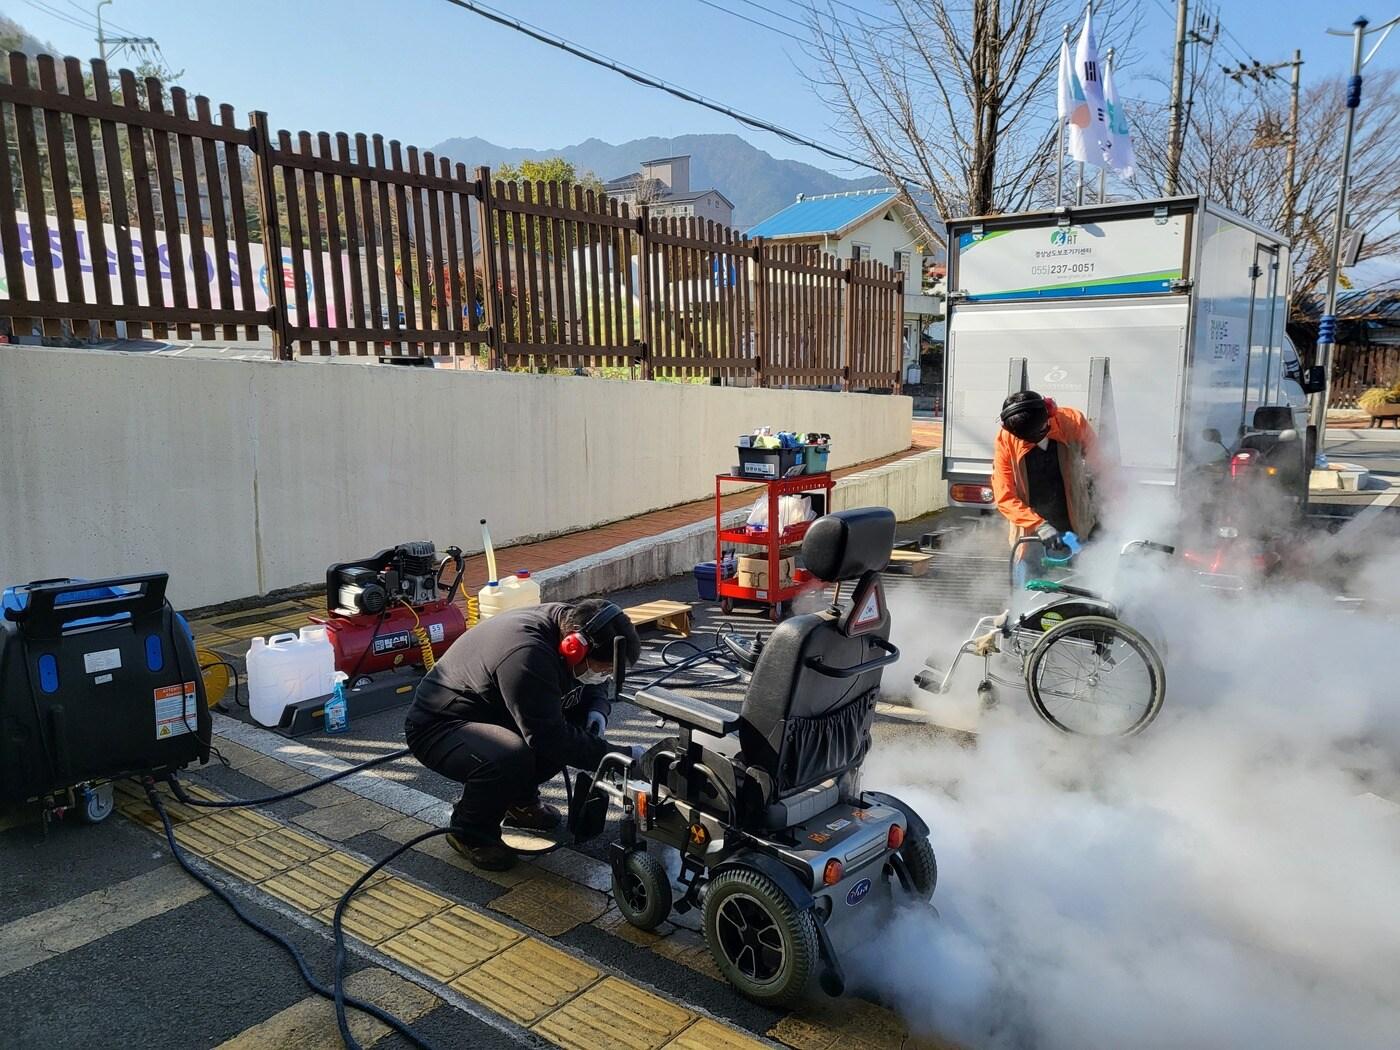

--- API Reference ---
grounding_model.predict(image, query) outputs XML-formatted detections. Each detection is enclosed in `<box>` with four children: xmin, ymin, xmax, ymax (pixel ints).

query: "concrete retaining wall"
<box><xmin>0</xmin><ymin>350</ymin><xmax>911</xmax><ymax>608</ymax></box>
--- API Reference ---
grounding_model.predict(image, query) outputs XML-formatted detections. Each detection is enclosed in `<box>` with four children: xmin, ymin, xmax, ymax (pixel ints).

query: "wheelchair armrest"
<box><xmin>635</xmin><ymin>686</ymin><xmax>739</xmax><ymax>737</ymax></box>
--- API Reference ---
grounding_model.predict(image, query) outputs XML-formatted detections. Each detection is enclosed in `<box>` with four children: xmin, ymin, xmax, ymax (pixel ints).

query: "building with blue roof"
<box><xmin>747</xmin><ymin>189</ymin><xmax>946</xmax><ymax>385</ymax></box>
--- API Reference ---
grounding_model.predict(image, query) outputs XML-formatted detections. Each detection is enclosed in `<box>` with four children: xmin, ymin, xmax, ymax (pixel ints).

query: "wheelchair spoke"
<box><xmin>716</xmin><ymin>893</ymin><xmax>785</xmax><ymax>982</ymax></box>
<box><xmin>1033</xmin><ymin>626</ymin><xmax>1156</xmax><ymax>735</ymax></box>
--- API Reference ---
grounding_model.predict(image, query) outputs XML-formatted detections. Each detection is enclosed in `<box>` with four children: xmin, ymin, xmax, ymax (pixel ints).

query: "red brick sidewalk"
<box><xmin>457</xmin><ymin>433</ymin><xmax>939</xmax><ymax>592</ymax></box>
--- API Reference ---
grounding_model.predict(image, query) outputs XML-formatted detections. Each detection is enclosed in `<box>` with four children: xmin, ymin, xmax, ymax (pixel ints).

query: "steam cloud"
<box><xmin>858</xmin><ymin>511</ymin><xmax>1400</xmax><ymax>1049</ymax></box>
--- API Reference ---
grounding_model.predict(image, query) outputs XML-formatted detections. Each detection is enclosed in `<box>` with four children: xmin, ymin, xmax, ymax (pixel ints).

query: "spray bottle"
<box><xmin>323</xmin><ymin>672</ymin><xmax>350</xmax><ymax>734</ymax></box>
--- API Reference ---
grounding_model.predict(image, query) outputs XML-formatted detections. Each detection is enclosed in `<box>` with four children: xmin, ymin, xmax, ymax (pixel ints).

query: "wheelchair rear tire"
<box><xmin>703</xmin><ymin>868</ymin><xmax>818</xmax><ymax>1007</ymax></box>
<box><xmin>900</xmin><ymin>834</ymin><xmax>937</xmax><ymax>900</ymax></box>
<box><xmin>1025</xmin><ymin>615</ymin><xmax>1165</xmax><ymax>737</ymax></box>
<box><xmin>614</xmin><ymin>849</ymin><xmax>673</xmax><ymax>932</ymax></box>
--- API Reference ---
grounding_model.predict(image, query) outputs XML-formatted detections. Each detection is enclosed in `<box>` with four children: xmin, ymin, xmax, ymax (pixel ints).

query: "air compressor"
<box><xmin>311</xmin><ymin>542</ymin><xmax>467</xmax><ymax>682</ymax></box>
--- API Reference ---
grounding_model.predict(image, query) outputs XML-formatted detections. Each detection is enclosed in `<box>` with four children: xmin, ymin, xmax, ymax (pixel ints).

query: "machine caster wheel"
<box><xmin>351</xmin><ymin>675</ymin><xmax>373</xmax><ymax>690</ymax></box>
<box><xmin>899</xmin><ymin>833</ymin><xmax>937</xmax><ymax>901</ymax></box>
<box><xmin>78</xmin><ymin>783</ymin><xmax>114</xmax><ymax>825</ymax></box>
<box><xmin>769</xmin><ymin>602</ymin><xmax>784</xmax><ymax>623</ymax></box>
<box><xmin>703</xmin><ymin>867</ymin><xmax>819</xmax><ymax>1007</ymax></box>
<box><xmin>719</xmin><ymin>598</ymin><xmax>734</xmax><ymax>615</ymax></box>
<box><xmin>614</xmin><ymin>849</ymin><xmax>673</xmax><ymax>931</ymax></box>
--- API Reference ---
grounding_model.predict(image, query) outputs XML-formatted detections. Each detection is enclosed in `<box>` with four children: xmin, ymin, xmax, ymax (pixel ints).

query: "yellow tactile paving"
<box><xmin>451</xmin><ymin>938</ymin><xmax>601</xmax><ymax>1026</ymax></box>
<box><xmin>488</xmin><ymin>871</ymin><xmax>609</xmax><ymax>936</ymax></box>
<box><xmin>261</xmin><ymin>851</ymin><xmax>387</xmax><ymax>913</ymax></box>
<box><xmin>317</xmin><ymin>876</ymin><xmax>452</xmax><ymax>945</ymax></box>
<box><xmin>666</xmin><ymin>1018</ymin><xmax>774</xmax><ymax>1050</ymax></box>
<box><xmin>206</xmin><ymin>827</ymin><xmax>332</xmax><ymax>883</ymax></box>
<box><xmin>173</xmin><ymin>808</ymin><xmax>282</xmax><ymax>855</ymax></box>
<box><xmin>533</xmin><ymin>976</ymin><xmax>695</xmax><ymax>1050</ymax></box>
<box><xmin>379</xmin><ymin>905</ymin><xmax>523</xmax><ymax>982</ymax></box>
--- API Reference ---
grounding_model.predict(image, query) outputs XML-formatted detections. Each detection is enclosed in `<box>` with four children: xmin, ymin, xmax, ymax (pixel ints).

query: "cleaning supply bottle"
<box><xmin>477</xmin><ymin>518</ymin><xmax>506</xmax><ymax>621</ymax></box>
<box><xmin>323</xmin><ymin>673</ymin><xmax>350</xmax><ymax>734</ymax></box>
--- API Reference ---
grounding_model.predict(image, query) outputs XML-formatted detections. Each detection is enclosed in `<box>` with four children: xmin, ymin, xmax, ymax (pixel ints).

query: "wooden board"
<box><xmin>886</xmin><ymin>549</ymin><xmax>935</xmax><ymax>577</ymax></box>
<box><xmin>624</xmin><ymin>600</ymin><xmax>692</xmax><ymax>637</ymax></box>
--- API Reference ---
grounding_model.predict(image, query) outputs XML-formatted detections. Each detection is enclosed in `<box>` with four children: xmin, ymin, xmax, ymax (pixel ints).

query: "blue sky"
<box><xmin>7</xmin><ymin>0</ymin><xmax>1387</xmax><ymax>177</ymax></box>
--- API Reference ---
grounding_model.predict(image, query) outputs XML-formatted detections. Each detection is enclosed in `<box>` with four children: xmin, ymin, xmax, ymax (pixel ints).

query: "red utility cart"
<box><xmin>714</xmin><ymin>472</ymin><xmax>834</xmax><ymax>621</ymax></box>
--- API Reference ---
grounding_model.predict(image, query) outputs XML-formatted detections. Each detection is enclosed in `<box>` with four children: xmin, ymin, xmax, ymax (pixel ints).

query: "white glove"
<box><xmin>1035</xmin><ymin>522</ymin><xmax>1061</xmax><ymax>546</ymax></box>
<box><xmin>585</xmin><ymin>710</ymin><xmax>607</xmax><ymax>737</ymax></box>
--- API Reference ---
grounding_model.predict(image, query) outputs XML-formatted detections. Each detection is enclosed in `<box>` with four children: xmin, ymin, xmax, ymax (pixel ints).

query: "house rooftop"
<box><xmin>746</xmin><ymin>188</ymin><xmax>901</xmax><ymax>240</ymax></box>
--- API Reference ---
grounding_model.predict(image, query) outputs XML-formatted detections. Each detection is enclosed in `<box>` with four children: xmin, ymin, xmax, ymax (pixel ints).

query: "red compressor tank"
<box><xmin>310</xmin><ymin>599</ymin><xmax>466</xmax><ymax>679</ymax></box>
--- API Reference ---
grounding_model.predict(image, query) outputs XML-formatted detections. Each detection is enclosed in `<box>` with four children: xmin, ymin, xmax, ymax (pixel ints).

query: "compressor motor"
<box><xmin>315</xmin><ymin>542</ymin><xmax>467</xmax><ymax>680</ymax></box>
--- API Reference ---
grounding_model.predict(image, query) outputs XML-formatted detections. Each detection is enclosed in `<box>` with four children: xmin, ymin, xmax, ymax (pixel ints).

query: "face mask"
<box><xmin>577</xmin><ymin>667</ymin><xmax>611</xmax><ymax>686</ymax></box>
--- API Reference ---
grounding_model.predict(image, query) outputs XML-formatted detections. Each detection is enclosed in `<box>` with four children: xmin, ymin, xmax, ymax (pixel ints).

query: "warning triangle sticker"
<box><xmin>852</xmin><ymin>588</ymin><xmax>881</xmax><ymax>629</ymax></box>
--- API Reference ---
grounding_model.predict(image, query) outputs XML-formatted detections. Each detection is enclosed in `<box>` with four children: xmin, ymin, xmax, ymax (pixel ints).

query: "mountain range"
<box><xmin>427</xmin><ymin>132</ymin><xmax>883</xmax><ymax>229</ymax></box>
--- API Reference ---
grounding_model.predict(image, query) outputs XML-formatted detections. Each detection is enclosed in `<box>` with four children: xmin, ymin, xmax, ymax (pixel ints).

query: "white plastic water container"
<box><xmin>477</xmin><ymin>571</ymin><xmax>542</xmax><ymax>621</ymax></box>
<box><xmin>246</xmin><ymin>626</ymin><xmax>337</xmax><ymax>728</ymax></box>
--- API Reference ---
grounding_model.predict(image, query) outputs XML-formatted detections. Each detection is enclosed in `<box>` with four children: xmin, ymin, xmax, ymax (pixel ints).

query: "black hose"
<box><xmin>165</xmin><ymin>747</ymin><xmax>411</xmax><ymax>808</ymax></box>
<box><xmin>331</xmin><ymin>828</ymin><xmax>453</xmax><ymax>1050</ymax></box>
<box><xmin>140</xmin><ymin>779</ymin><xmax>441</xmax><ymax>1050</ymax></box>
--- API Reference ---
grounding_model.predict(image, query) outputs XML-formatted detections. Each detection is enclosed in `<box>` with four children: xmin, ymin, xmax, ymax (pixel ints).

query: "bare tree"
<box><xmin>807</xmin><ymin>0</ymin><xmax>1139</xmax><ymax>248</ymax></box>
<box><xmin>1131</xmin><ymin>69</ymin><xmax>1400</xmax><ymax>308</ymax></box>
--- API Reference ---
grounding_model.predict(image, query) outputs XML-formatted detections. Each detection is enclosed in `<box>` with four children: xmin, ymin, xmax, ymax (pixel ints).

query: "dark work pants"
<box><xmin>405</xmin><ymin>707</ymin><xmax>588</xmax><ymax>840</ymax></box>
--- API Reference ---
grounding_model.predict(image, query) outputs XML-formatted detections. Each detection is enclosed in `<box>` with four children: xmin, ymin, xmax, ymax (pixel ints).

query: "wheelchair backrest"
<box><xmin>738</xmin><ymin>508</ymin><xmax>895</xmax><ymax>797</ymax></box>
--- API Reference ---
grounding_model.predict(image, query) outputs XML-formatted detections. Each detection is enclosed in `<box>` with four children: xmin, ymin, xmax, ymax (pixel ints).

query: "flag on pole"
<box><xmin>1067</xmin><ymin>6</ymin><xmax>1111</xmax><ymax>169</ymax></box>
<box><xmin>1101</xmin><ymin>53</ymin><xmax>1136</xmax><ymax>178</ymax></box>
<box><xmin>1057</xmin><ymin>35</ymin><xmax>1089</xmax><ymax>132</ymax></box>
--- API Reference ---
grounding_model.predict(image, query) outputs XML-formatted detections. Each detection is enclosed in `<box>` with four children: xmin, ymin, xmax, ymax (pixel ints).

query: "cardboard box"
<box><xmin>737</xmin><ymin>555</ymin><xmax>794</xmax><ymax>592</ymax></box>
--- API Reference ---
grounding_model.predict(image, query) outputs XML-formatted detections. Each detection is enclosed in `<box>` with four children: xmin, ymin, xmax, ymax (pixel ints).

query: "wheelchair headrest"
<box><xmin>800</xmin><ymin>508</ymin><xmax>895</xmax><ymax>582</ymax></box>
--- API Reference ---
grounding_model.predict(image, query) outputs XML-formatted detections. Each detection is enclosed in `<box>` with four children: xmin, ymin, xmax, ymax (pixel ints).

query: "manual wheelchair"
<box><xmin>571</xmin><ymin>508</ymin><xmax>936</xmax><ymax>1006</ymax></box>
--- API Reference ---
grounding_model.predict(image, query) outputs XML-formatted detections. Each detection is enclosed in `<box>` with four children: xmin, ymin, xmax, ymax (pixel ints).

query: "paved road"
<box><xmin>1312</xmin><ymin>428</ymin><xmax>1400</xmax><ymax>521</ymax></box>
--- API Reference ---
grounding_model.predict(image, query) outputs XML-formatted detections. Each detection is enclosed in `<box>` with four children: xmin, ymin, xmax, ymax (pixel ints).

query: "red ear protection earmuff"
<box><xmin>1043</xmin><ymin>396</ymin><xmax>1058</xmax><ymax>416</ymax></box>
<box><xmin>559</xmin><ymin>602</ymin><xmax>625</xmax><ymax>668</ymax></box>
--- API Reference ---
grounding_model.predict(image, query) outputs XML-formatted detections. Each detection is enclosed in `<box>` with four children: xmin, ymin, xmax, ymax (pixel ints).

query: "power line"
<box><xmin>21</xmin><ymin>0</ymin><xmax>96</xmax><ymax>33</ymax></box>
<box><xmin>439</xmin><ymin>0</ymin><xmax>880</xmax><ymax>174</ymax></box>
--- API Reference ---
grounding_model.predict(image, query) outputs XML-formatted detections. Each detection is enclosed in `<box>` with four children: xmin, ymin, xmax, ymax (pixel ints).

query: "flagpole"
<box><xmin>1077</xmin><ymin>162</ymin><xmax>1085</xmax><ymax>205</ymax></box>
<box><xmin>1056</xmin><ymin>23</ymin><xmax>1071</xmax><ymax>206</ymax></box>
<box><xmin>1098</xmin><ymin>48</ymin><xmax>1113</xmax><ymax>203</ymax></box>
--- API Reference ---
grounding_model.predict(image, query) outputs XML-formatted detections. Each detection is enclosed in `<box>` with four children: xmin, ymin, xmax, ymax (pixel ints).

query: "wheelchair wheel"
<box><xmin>1025</xmin><ymin>615</ymin><xmax>1165</xmax><ymax>737</ymax></box>
<box><xmin>614</xmin><ymin>849</ymin><xmax>672</xmax><ymax>932</ymax></box>
<box><xmin>703</xmin><ymin>868</ymin><xmax>818</xmax><ymax>1006</ymax></box>
<box><xmin>899</xmin><ymin>833</ymin><xmax>937</xmax><ymax>900</ymax></box>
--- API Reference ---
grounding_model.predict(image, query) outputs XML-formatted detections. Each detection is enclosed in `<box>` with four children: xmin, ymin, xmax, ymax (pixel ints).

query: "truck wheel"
<box><xmin>703</xmin><ymin>867</ymin><xmax>818</xmax><ymax>1007</ymax></box>
<box><xmin>78</xmin><ymin>783</ymin><xmax>114</xmax><ymax>825</ymax></box>
<box><xmin>614</xmin><ymin>849</ymin><xmax>672</xmax><ymax>932</ymax></box>
<box><xmin>899</xmin><ymin>833</ymin><xmax>938</xmax><ymax>900</ymax></box>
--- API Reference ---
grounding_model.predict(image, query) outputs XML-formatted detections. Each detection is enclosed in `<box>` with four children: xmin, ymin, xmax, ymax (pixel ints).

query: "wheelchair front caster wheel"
<box><xmin>614</xmin><ymin>849</ymin><xmax>673</xmax><ymax>932</ymax></box>
<box><xmin>719</xmin><ymin>597</ymin><xmax>734</xmax><ymax>615</ymax></box>
<box><xmin>769</xmin><ymin>602</ymin><xmax>784</xmax><ymax>623</ymax></box>
<box><xmin>703</xmin><ymin>868</ymin><xmax>819</xmax><ymax>1006</ymax></box>
<box><xmin>899</xmin><ymin>833</ymin><xmax>938</xmax><ymax>901</ymax></box>
<box><xmin>977</xmin><ymin>680</ymin><xmax>998</xmax><ymax>711</ymax></box>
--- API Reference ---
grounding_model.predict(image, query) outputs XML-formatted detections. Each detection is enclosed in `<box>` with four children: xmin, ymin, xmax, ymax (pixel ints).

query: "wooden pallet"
<box><xmin>886</xmin><ymin>549</ymin><xmax>934</xmax><ymax>577</ymax></box>
<box><xmin>624</xmin><ymin>600</ymin><xmax>693</xmax><ymax>637</ymax></box>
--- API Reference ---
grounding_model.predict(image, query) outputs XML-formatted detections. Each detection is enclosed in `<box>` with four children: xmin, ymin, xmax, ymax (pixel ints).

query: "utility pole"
<box><xmin>1312</xmin><ymin>14</ymin><xmax>1400</xmax><ymax>453</ymax></box>
<box><xmin>1225</xmin><ymin>51</ymin><xmax>1304</xmax><ymax>238</ymax></box>
<box><xmin>1165</xmin><ymin>0</ymin><xmax>1188</xmax><ymax>193</ymax></box>
<box><xmin>95</xmin><ymin>0</ymin><xmax>111</xmax><ymax>63</ymax></box>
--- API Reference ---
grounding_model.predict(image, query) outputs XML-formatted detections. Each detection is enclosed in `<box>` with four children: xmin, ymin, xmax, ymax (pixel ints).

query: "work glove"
<box><xmin>585</xmin><ymin>710</ymin><xmax>607</xmax><ymax>737</ymax></box>
<box><xmin>1035</xmin><ymin>522</ymin><xmax>1061</xmax><ymax>547</ymax></box>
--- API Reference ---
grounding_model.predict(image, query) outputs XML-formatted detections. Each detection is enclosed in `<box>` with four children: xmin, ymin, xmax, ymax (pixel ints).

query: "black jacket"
<box><xmin>406</xmin><ymin>604</ymin><xmax>612</xmax><ymax>771</ymax></box>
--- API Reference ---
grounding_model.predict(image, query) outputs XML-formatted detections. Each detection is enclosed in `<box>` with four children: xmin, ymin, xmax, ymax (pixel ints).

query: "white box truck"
<box><xmin>940</xmin><ymin>196</ymin><xmax>1324</xmax><ymax>521</ymax></box>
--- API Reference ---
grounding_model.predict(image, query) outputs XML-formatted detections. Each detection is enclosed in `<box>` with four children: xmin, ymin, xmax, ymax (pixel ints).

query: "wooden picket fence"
<box><xmin>0</xmin><ymin>51</ymin><xmax>904</xmax><ymax>390</ymax></box>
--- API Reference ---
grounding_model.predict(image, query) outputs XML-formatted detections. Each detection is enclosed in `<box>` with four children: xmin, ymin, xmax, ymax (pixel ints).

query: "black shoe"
<box><xmin>502</xmin><ymin>800</ymin><xmax>562</xmax><ymax>831</ymax></box>
<box><xmin>446</xmin><ymin>830</ymin><xmax>516</xmax><ymax>872</ymax></box>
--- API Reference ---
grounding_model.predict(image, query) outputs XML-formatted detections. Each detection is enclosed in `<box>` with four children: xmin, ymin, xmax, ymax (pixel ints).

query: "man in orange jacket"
<box><xmin>992</xmin><ymin>391</ymin><xmax>1105</xmax><ymax>565</ymax></box>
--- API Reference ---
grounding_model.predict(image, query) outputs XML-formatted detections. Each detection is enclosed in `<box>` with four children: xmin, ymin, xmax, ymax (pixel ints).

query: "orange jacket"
<box><xmin>992</xmin><ymin>406</ymin><xmax>1102</xmax><ymax>541</ymax></box>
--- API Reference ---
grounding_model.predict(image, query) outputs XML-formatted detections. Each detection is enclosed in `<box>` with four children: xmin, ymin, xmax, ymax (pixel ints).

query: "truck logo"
<box><xmin>846</xmin><ymin>878</ymin><xmax>872</xmax><ymax>906</ymax></box>
<box><xmin>1049</xmin><ymin>228</ymin><xmax>1078</xmax><ymax>246</ymax></box>
<box><xmin>1044</xmin><ymin>366</ymin><xmax>1069</xmax><ymax>383</ymax></box>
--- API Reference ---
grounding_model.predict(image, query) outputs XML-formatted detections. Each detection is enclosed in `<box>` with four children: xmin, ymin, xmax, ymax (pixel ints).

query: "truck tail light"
<box><xmin>950</xmin><ymin>483</ymin><xmax>995</xmax><ymax>504</ymax></box>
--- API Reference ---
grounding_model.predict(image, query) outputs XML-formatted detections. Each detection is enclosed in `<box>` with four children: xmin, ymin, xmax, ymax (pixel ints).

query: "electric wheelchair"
<box><xmin>571</xmin><ymin>508</ymin><xmax>937</xmax><ymax>1006</ymax></box>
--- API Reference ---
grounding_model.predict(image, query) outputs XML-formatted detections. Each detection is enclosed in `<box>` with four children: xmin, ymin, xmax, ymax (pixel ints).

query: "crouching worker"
<box><xmin>993</xmin><ymin>390</ymin><xmax>1105</xmax><ymax>582</ymax></box>
<box><xmin>405</xmin><ymin>599</ymin><xmax>642</xmax><ymax>871</ymax></box>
